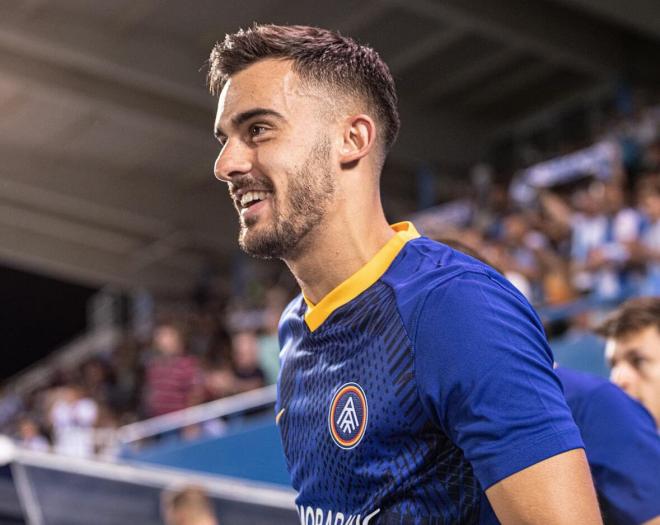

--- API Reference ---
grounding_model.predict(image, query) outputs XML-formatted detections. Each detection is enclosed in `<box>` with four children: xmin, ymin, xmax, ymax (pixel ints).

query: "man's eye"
<box><xmin>628</xmin><ymin>355</ymin><xmax>646</xmax><ymax>369</ymax></box>
<box><xmin>249</xmin><ymin>125</ymin><xmax>267</xmax><ymax>137</ymax></box>
<box><xmin>631</xmin><ymin>357</ymin><xmax>645</xmax><ymax>368</ymax></box>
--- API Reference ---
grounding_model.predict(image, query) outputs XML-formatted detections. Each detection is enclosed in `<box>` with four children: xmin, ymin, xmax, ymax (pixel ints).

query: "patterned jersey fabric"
<box><xmin>276</xmin><ymin>222</ymin><xmax>584</xmax><ymax>524</ymax></box>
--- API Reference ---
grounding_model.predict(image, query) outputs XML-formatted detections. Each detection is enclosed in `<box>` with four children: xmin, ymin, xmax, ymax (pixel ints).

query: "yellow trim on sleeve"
<box><xmin>303</xmin><ymin>221</ymin><xmax>420</xmax><ymax>332</ymax></box>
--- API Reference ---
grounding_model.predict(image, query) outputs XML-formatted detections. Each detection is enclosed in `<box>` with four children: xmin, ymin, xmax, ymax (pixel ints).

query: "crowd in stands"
<box><xmin>0</xmin><ymin>283</ymin><xmax>292</xmax><ymax>458</ymax></box>
<box><xmin>1</xmin><ymin>98</ymin><xmax>658</xmax><ymax>459</ymax></box>
<box><xmin>416</xmin><ymin>103</ymin><xmax>660</xmax><ymax>315</ymax></box>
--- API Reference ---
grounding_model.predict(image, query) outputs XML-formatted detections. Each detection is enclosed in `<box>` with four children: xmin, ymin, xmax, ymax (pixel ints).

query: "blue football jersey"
<box><xmin>276</xmin><ymin>222</ymin><xmax>584</xmax><ymax>524</ymax></box>
<box><xmin>557</xmin><ymin>367</ymin><xmax>660</xmax><ymax>525</ymax></box>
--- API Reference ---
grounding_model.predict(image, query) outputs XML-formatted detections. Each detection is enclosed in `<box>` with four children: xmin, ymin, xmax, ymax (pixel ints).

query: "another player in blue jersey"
<box><xmin>593</xmin><ymin>297</ymin><xmax>660</xmax><ymax>525</ymax></box>
<box><xmin>556</xmin><ymin>368</ymin><xmax>660</xmax><ymax>525</ymax></box>
<box><xmin>208</xmin><ymin>24</ymin><xmax>601</xmax><ymax>524</ymax></box>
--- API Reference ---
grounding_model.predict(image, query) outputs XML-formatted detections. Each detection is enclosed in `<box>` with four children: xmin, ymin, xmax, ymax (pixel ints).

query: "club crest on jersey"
<box><xmin>328</xmin><ymin>382</ymin><xmax>368</xmax><ymax>449</ymax></box>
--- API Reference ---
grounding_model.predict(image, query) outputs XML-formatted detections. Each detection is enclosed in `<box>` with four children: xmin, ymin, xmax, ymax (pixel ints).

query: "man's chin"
<box><xmin>239</xmin><ymin>226</ymin><xmax>283</xmax><ymax>259</ymax></box>
<box><xmin>239</xmin><ymin>220</ymin><xmax>308</xmax><ymax>260</ymax></box>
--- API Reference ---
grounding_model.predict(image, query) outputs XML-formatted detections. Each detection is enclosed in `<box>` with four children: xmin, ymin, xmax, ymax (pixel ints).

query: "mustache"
<box><xmin>228</xmin><ymin>176</ymin><xmax>275</xmax><ymax>198</ymax></box>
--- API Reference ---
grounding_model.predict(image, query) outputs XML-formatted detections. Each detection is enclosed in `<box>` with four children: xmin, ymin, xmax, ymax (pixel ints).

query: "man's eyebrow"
<box><xmin>233</xmin><ymin>108</ymin><xmax>285</xmax><ymax>127</ymax></box>
<box><xmin>214</xmin><ymin>108</ymin><xmax>285</xmax><ymax>139</ymax></box>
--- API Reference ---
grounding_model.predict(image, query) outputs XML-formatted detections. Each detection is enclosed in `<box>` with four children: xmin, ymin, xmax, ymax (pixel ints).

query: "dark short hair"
<box><xmin>207</xmin><ymin>24</ymin><xmax>400</xmax><ymax>153</ymax></box>
<box><xmin>595</xmin><ymin>297</ymin><xmax>660</xmax><ymax>339</ymax></box>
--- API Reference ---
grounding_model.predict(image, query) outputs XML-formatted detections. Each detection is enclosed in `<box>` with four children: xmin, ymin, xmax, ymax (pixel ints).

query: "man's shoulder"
<box><xmin>385</xmin><ymin>236</ymin><xmax>526</xmax><ymax>327</ymax></box>
<box><xmin>384</xmin><ymin>236</ymin><xmax>497</xmax><ymax>292</ymax></box>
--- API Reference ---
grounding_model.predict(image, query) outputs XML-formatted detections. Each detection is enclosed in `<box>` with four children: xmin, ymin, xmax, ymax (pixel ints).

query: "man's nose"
<box><xmin>214</xmin><ymin>139</ymin><xmax>252</xmax><ymax>182</ymax></box>
<box><xmin>610</xmin><ymin>364</ymin><xmax>638</xmax><ymax>399</ymax></box>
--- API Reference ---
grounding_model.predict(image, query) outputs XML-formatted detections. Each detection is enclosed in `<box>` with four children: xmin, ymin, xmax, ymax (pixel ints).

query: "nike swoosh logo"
<box><xmin>276</xmin><ymin>408</ymin><xmax>286</xmax><ymax>425</ymax></box>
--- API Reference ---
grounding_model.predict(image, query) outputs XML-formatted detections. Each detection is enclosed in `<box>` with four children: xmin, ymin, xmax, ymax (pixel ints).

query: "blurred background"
<box><xmin>0</xmin><ymin>0</ymin><xmax>659</xmax><ymax>523</ymax></box>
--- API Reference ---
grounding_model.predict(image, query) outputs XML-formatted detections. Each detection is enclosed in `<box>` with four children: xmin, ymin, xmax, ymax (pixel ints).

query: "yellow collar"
<box><xmin>303</xmin><ymin>221</ymin><xmax>420</xmax><ymax>332</ymax></box>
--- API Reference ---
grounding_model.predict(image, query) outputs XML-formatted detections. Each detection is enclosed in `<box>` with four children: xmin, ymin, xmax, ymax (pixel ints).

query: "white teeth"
<box><xmin>239</xmin><ymin>191</ymin><xmax>269</xmax><ymax>207</ymax></box>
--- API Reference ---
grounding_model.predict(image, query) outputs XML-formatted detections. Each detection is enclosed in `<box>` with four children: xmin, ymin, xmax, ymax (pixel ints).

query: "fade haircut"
<box><xmin>596</xmin><ymin>297</ymin><xmax>660</xmax><ymax>340</ymax></box>
<box><xmin>207</xmin><ymin>24</ymin><xmax>400</xmax><ymax>156</ymax></box>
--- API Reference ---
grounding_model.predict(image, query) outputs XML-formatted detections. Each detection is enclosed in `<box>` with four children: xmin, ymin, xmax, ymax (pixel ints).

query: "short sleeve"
<box><xmin>413</xmin><ymin>271</ymin><xmax>584</xmax><ymax>489</ymax></box>
<box><xmin>579</xmin><ymin>383</ymin><xmax>660</xmax><ymax>525</ymax></box>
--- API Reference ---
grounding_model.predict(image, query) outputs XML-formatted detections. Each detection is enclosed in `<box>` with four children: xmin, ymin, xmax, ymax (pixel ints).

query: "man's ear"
<box><xmin>339</xmin><ymin>114</ymin><xmax>377</xmax><ymax>166</ymax></box>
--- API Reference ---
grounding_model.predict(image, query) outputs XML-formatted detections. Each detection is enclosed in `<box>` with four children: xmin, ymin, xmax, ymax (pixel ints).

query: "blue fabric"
<box><xmin>277</xmin><ymin>236</ymin><xmax>584</xmax><ymax>524</ymax></box>
<box><xmin>557</xmin><ymin>368</ymin><xmax>660</xmax><ymax>525</ymax></box>
<box><xmin>408</xmin><ymin>269</ymin><xmax>584</xmax><ymax>491</ymax></box>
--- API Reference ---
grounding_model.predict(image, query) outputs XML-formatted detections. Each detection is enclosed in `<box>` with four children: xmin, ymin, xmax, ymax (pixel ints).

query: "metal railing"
<box><xmin>117</xmin><ymin>384</ymin><xmax>277</xmax><ymax>445</ymax></box>
<box><xmin>5</xmin><ymin>444</ymin><xmax>296</xmax><ymax>525</ymax></box>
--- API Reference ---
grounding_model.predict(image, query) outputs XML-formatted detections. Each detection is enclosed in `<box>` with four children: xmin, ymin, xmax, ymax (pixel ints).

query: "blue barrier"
<box><xmin>122</xmin><ymin>416</ymin><xmax>291</xmax><ymax>486</ymax></box>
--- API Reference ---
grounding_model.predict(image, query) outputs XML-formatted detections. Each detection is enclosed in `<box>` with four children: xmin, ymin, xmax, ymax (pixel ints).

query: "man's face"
<box><xmin>606</xmin><ymin>325</ymin><xmax>660</xmax><ymax>427</ymax></box>
<box><xmin>213</xmin><ymin>59</ymin><xmax>336</xmax><ymax>259</ymax></box>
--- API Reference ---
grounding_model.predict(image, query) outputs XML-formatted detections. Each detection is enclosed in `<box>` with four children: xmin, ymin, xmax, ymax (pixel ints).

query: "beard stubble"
<box><xmin>238</xmin><ymin>137</ymin><xmax>335</xmax><ymax>259</ymax></box>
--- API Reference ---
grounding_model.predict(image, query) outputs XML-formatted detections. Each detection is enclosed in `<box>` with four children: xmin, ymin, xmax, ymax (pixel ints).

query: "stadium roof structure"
<box><xmin>0</xmin><ymin>0</ymin><xmax>658</xmax><ymax>294</ymax></box>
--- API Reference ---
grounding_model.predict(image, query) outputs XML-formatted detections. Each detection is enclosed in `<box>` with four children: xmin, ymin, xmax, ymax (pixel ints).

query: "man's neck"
<box><xmin>285</xmin><ymin>212</ymin><xmax>394</xmax><ymax>305</ymax></box>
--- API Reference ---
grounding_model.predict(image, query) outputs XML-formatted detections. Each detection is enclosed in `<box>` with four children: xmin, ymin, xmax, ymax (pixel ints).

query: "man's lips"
<box><xmin>240</xmin><ymin>195</ymin><xmax>270</xmax><ymax>220</ymax></box>
<box><xmin>231</xmin><ymin>186</ymin><xmax>272</xmax><ymax>199</ymax></box>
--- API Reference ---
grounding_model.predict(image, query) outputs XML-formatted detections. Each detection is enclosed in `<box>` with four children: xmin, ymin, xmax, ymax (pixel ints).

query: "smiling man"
<box><xmin>208</xmin><ymin>24</ymin><xmax>601</xmax><ymax>524</ymax></box>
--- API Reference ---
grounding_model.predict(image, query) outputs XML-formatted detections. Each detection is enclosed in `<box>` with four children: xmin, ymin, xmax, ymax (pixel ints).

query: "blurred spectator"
<box><xmin>188</xmin><ymin>311</ymin><xmax>219</xmax><ymax>359</ymax></box>
<box><xmin>94</xmin><ymin>402</ymin><xmax>121</xmax><ymax>458</ymax></box>
<box><xmin>604</xmin><ymin>183</ymin><xmax>642</xmax><ymax>245</ymax></box>
<box><xmin>482</xmin><ymin>241</ymin><xmax>533</xmax><ymax>299</ymax></box>
<box><xmin>80</xmin><ymin>358</ymin><xmax>116</xmax><ymax>406</ymax></box>
<box><xmin>48</xmin><ymin>384</ymin><xmax>98</xmax><ymax>457</ymax></box>
<box><xmin>540</xmin><ymin>180</ymin><xmax>638</xmax><ymax>301</ymax></box>
<box><xmin>570</xmin><ymin>182</ymin><xmax>625</xmax><ymax>300</ymax></box>
<box><xmin>203</xmin><ymin>324</ymin><xmax>232</xmax><ymax>370</ymax></box>
<box><xmin>537</xmin><ymin>250</ymin><xmax>576</xmax><ymax>306</ymax></box>
<box><xmin>499</xmin><ymin>212</ymin><xmax>548</xmax><ymax>300</ymax></box>
<box><xmin>162</xmin><ymin>485</ymin><xmax>218</xmax><ymax>525</ymax></box>
<box><xmin>16</xmin><ymin>416</ymin><xmax>49</xmax><ymax>452</ymax></box>
<box><xmin>501</xmin><ymin>212</ymin><xmax>543</xmax><ymax>281</ymax></box>
<box><xmin>631</xmin><ymin>175</ymin><xmax>660</xmax><ymax>294</ymax></box>
<box><xmin>143</xmin><ymin>323</ymin><xmax>202</xmax><ymax>418</ymax></box>
<box><xmin>110</xmin><ymin>335</ymin><xmax>142</xmax><ymax>418</ymax></box>
<box><xmin>231</xmin><ymin>331</ymin><xmax>265</xmax><ymax>394</ymax></box>
<box><xmin>642</xmin><ymin>138</ymin><xmax>660</xmax><ymax>173</ymax></box>
<box><xmin>201</xmin><ymin>365</ymin><xmax>235</xmax><ymax>402</ymax></box>
<box><xmin>0</xmin><ymin>388</ymin><xmax>23</xmax><ymax>432</ymax></box>
<box><xmin>258</xmin><ymin>287</ymin><xmax>288</xmax><ymax>385</ymax></box>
